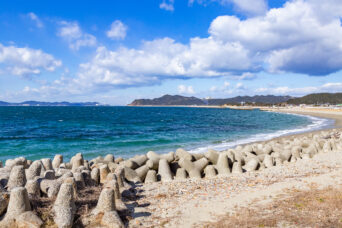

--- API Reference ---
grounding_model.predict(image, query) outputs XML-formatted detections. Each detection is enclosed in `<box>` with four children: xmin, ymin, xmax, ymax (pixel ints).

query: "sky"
<box><xmin>0</xmin><ymin>0</ymin><xmax>342</xmax><ymax>105</ymax></box>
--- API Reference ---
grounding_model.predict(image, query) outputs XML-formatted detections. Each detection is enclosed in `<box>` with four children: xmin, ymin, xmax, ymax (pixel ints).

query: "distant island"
<box><xmin>0</xmin><ymin>101</ymin><xmax>102</xmax><ymax>106</ymax></box>
<box><xmin>129</xmin><ymin>93</ymin><xmax>342</xmax><ymax>106</ymax></box>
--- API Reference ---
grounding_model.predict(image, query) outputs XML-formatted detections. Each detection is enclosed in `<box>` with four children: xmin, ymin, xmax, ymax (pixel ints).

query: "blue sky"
<box><xmin>0</xmin><ymin>0</ymin><xmax>342</xmax><ymax>105</ymax></box>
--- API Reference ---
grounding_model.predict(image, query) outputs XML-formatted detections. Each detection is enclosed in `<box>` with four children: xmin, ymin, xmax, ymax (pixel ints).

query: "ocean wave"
<box><xmin>188</xmin><ymin>113</ymin><xmax>334</xmax><ymax>154</ymax></box>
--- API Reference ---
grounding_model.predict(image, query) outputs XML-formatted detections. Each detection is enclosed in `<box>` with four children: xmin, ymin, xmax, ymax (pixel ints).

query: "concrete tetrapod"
<box><xmin>204</xmin><ymin>165</ymin><xmax>217</xmax><ymax>178</ymax></box>
<box><xmin>0</xmin><ymin>187</ymin><xmax>38</xmax><ymax>228</ymax></box>
<box><xmin>114</xmin><ymin>167</ymin><xmax>128</xmax><ymax>189</ymax></box>
<box><xmin>26</xmin><ymin>160</ymin><xmax>42</xmax><ymax>181</ymax></box>
<box><xmin>52</xmin><ymin>155</ymin><xmax>63</xmax><ymax>169</ymax></box>
<box><xmin>16</xmin><ymin>211</ymin><xmax>43</xmax><ymax>228</ymax></box>
<box><xmin>73</xmin><ymin>172</ymin><xmax>85</xmax><ymax>190</ymax></box>
<box><xmin>193</xmin><ymin>157</ymin><xmax>209</xmax><ymax>171</ymax></box>
<box><xmin>135</xmin><ymin>160</ymin><xmax>154</xmax><ymax>182</ymax></box>
<box><xmin>204</xmin><ymin>149</ymin><xmax>219</xmax><ymax>165</ymax></box>
<box><xmin>147</xmin><ymin>151</ymin><xmax>175</xmax><ymax>170</ymax></box>
<box><xmin>72</xmin><ymin>156</ymin><xmax>83</xmax><ymax>172</ymax></box>
<box><xmin>99</xmin><ymin>164</ymin><xmax>110</xmax><ymax>184</ymax></box>
<box><xmin>232</xmin><ymin>161</ymin><xmax>243</xmax><ymax>174</ymax></box>
<box><xmin>130</xmin><ymin>154</ymin><xmax>148</xmax><ymax>167</ymax></box>
<box><xmin>93</xmin><ymin>188</ymin><xmax>124</xmax><ymax>228</ymax></box>
<box><xmin>91</xmin><ymin>167</ymin><xmax>100</xmax><ymax>186</ymax></box>
<box><xmin>7</xmin><ymin>165</ymin><xmax>26</xmax><ymax>190</ymax></box>
<box><xmin>244</xmin><ymin>158</ymin><xmax>259</xmax><ymax>172</ymax></box>
<box><xmin>25</xmin><ymin>179</ymin><xmax>40</xmax><ymax>197</ymax></box>
<box><xmin>104</xmin><ymin>154</ymin><xmax>115</xmax><ymax>163</ymax></box>
<box><xmin>41</xmin><ymin>158</ymin><xmax>53</xmax><ymax>171</ymax></box>
<box><xmin>53</xmin><ymin>183</ymin><xmax>76</xmax><ymax>228</ymax></box>
<box><xmin>263</xmin><ymin>154</ymin><xmax>274</xmax><ymax>168</ymax></box>
<box><xmin>175</xmin><ymin>148</ymin><xmax>193</xmax><ymax>161</ymax></box>
<box><xmin>215</xmin><ymin>154</ymin><xmax>231</xmax><ymax>176</ymax></box>
<box><xmin>5</xmin><ymin>187</ymin><xmax>31</xmax><ymax>219</ymax></box>
<box><xmin>158</xmin><ymin>159</ymin><xmax>173</xmax><ymax>182</ymax></box>
<box><xmin>144</xmin><ymin>170</ymin><xmax>157</xmax><ymax>183</ymax></box>
<box><xmin>178</xmin><ymin>158</ymin><xmax>202</xmax><ymax>179</ymax></box>
<box><xmin>175</xmin><ymin>168</ymin><xmax>187</xmax><ymax>180</ymax></box>
<box><xmin>93</xmin><ymin>188</ymin><xmax>115</xmax><ymax>214</ymax></box>
<box><xmin>123</xmin><ymin>167</ymin><xmax>141</xmax><ymax>183</ymax></box>
<box><xmin>104</xmin><ymin>179</ymin><xmax>127</xmax><ymax>211</ymax></box>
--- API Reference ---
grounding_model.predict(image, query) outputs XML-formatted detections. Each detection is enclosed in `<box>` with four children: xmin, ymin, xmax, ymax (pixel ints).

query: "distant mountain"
<box><xmin>129</xmin><ymin>94</ymin><xmax>293</xmax><ymax>106</ymax></box>
<box><xmin>0</xmin><ymin>101</ymin><xmax>102</xmax><ymax>106</ymax></box>
<box><xmin>129</xmin><ymin>95</ymin><xmax>205</xmax><ymax>106</ymax></box>
<box><xmin>287</xmin><ymin>93</ymin><xmax>342</xmax><ymax>105</ymax></box>
<box><xmin>207</xmin><ymin>95</ymin><xmax>293</xmax><ymax>105</ymax></box>
<box><xmin>0</xmin><ymin>101</ymin><xmax>10</xmax><ymax>106</ymax></box>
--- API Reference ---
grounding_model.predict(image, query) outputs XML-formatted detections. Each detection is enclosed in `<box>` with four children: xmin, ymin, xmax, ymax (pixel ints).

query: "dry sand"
<box><xmin>126</xmin><ymin>108</ymin><xmax>342</xmax><ymax>228</ymax></box>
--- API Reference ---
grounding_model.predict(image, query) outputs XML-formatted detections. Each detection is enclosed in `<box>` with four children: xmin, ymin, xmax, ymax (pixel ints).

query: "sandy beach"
<box><xmin>126</xmin><ymin>107</ymin><xmax>342</xmax><ymax>227</ymax></box>
<box><xmin>261</xmin><ymin>106</ymin><xmax>342</xmax><ymax>127</ymax></box>
<box><xmin>0</xmin><ymin>107</ymin><xmax>342</xmax><ymax>227</ymax></box>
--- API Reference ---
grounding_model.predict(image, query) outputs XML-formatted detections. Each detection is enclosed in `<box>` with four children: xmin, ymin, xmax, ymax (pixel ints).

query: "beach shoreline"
<box><xmin>0</xmin><ymin>107</ymin><xmax>342</xmax><ymax>227</ymax></box>
<box><xmin>260</xmin><ymin>106</ymin><xmax>342</xmax><ymax>127</ymax></box>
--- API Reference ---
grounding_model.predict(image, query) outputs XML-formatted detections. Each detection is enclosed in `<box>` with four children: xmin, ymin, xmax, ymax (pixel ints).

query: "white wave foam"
<box><xmin>188</xmin><ymin>113</ymin><xmax>334</xmax><ymax>154</ymax></box>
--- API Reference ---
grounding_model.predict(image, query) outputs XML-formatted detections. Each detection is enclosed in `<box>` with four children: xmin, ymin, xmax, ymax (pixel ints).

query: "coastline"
<box><xmin>260</xmin><ymin>106</ymin><xmax>342</xmax><ymax>128</ymax></box>
<box><xmin>1</xmin><ymin>107</ymin><xmax>342</xmax><ymax>227</ymax></box>
<box><xmin>132</xmin><ymin>109</ymin><xmax>342</xmax><ymax>227</ymax></box>
<box><xmin>188</xmin><ymin>107</ymin><xmax>337</xmax><ymax>154</ymax></box>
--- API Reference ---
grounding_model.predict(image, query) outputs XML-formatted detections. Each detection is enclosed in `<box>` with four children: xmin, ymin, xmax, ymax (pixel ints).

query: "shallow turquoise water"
<box><xmin>0</xmin><ymin>106</ymin><xmax>331</xmax><ymax>161</ymax></box>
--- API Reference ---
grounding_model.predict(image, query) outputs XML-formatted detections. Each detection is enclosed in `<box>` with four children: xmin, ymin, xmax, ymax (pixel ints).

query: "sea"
<box><xmin>0</xmin><ymin>106</ymin><xmax>334</xmax><ymax>161</ymax></box>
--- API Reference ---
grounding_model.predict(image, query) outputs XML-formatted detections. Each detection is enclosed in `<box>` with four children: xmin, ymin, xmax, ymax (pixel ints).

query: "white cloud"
<box><xmin>160</xmin><ymin>0</ymin><xmax>175</xmax><ymax>11</ymax></box>
<box><xmin>189</xmin><ymin>0</ymin><xmax>267</xmax><ymax>16</ymax></box>
<box><xmin>72</xmin><ymin>37</ymin><xmax>255</xmax><ymax>90</ymax></box>
<box><xmin>224</xmin><ymin>81</ymin><xmax>230</xmax><ymax>87</ymax></box>
<box><xmin>229</xmin><ymin>72</ymin><xmax>256</xmax><ymax>80</ymax></box>
<box><xmin>224</xmin><ymin>0</ymin><xmax>267</xmax><ymax>16</ymax></box>
<box><xmin>208</xmin><ymin>0</ymin><xmax>342</xmax><ymax>76</ymax></box>
<box><xmin>236</xmin><ymin>82</ymin><xmax>245</xmax><ymax>89</ymax></box>
<box><xmin>210</xmin><ymin>86</ymin><xmax>218</xmax><ymax>92</ymax></box>
<box><xmin>15</xmin><ymin>0</ymin><xmax>342</xmax><ymax>99</ymax></box>
<box><xmin>0</xmin><ymin>43</ymin><xmax>62</xmax><ymax>77</ymax></box>
<box><xmin>57</xmin><ymin>21</ymin><xmax>97</xmax><ymax>50</ymax></box>
<box><xmin>107</xmin><ymin>20</ymin><xmax>127</xmax><ymax>40</ymax></box>
<box><xmin>71</xmin><ymin>0</ymin><xmax>342</xmax><ymax>91</ymax></box>
<box><xmin>178</xmin><ymin>85</ymin><xmax>195</xmax><ymax>94</ymax></box>
<box><xmin>321</xmin><ymin>82</ymin><xmax>342</xmax><ymax>91</ymax></box>
<box><xmin>27</xmin><ymin>12</ymin><xmax>43</xmax><ymax>28</ymax></box>
<box><xmin>255</xmin><ymin>82</ymin><xmax>342</xmax><ymax>96</ymax></box>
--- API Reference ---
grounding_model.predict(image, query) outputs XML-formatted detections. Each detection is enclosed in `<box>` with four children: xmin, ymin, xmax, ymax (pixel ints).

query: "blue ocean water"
<box><xmin>0</xmin><ymin>106</ymin><xmax>333</xmax><ymax>161</ymax></box>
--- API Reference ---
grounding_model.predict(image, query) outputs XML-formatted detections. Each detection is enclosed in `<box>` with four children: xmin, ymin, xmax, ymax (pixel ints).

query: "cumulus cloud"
<box><xmin>107</xmin><ymin>20</ymin><xmax>127</xmax><ymax>40</ymax></box>
<box><xmin>57</xmin><ymin>21</ymin><xmax>97</xmax><ymax>50</ymax></box>
<box><xmin>209</xmin><ymin>0</ymin><xmax>342</xmax><ymax>76</ymax></box>
<box><xmin>178</xmin><ymin>85</ymin><xmax>195</xmax><ymax>94</ymax></box>
<box><xmin>74</xmin><ymin>0</ymin><xmax>342</xmax><ymax>91</ymax></box>
<box><xmin>17</xmin><ymin>0</ymin><xmax>342</xmax><ymax>99</ymax></box>
<box><xmin>160</xmin><ymin>0</ymin><xmax>175</xmax><ymax>11</ymax></box>
<box><xmin>0</xmin><ymin>43</ymin><xmax>62</xmax><ymax>77</ymax></box>
<box><xmin>73</xmin><ymin>37</ymin><xmax>255</xmax><ymax>89</ymax></box>
<box><xmin>27</xmin><ymin>12</ymin><xmax>43</xmax><ymax>28</ymax></box>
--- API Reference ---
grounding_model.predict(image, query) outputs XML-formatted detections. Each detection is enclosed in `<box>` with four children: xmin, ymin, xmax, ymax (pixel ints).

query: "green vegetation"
<box><xmin>287</xmin><ymin>93</ymin><xmax>342</xmax><ymax>105</ymax></box>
